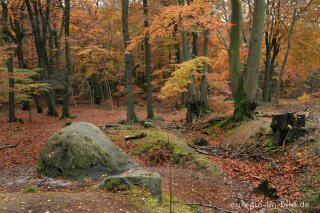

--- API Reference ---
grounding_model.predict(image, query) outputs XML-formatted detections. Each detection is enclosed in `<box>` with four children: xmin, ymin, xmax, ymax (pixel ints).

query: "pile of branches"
<box><xmin>188</xmin><ymin>136</ymin><xmax>283</xmax><ymax>161</ymax></box>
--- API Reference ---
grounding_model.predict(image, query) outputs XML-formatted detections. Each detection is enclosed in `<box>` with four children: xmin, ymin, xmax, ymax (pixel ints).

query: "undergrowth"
<box><xmin>130</xmin><ymin>188</ymin><xmax>194</xmax><ymax>213</ymax></box>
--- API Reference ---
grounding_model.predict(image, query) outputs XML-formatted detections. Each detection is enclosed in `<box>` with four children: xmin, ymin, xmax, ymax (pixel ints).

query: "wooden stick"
<box><xmin>124</xmin><ymin>133</ymin><xmax>147</xmax><ymax>141</ymax></box>
<box><xmin>0</xmin><ymin>144</ymin><xmax>17</xmax><ymax>150</ymax></box>
<box><xmin>186</xmin><ymin>203</ymin><xmax>238</xmax><ymax>213</ymax></box>
<box><xmin>256</xmin><ymin>114</ymin><xmax>273</xmax><ymax>118</ymax></box>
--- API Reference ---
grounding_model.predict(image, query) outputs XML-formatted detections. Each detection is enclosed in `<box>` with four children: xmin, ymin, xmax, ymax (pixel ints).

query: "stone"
<box><xmin>37</xmin><ymin>122</ymin><xmax>137</xmax><ymax>180</ymax></box>
<box><xmin>97</xmin><ymin>168</ymin><xmax>162</xmax><ymax>203</ymax></box>
<box><xmin>142</xmin><ymin>121</ymin><xmax>154</xmax><ymax>128</ymax></box>
<box><xmin>193</xmin><ymin>138</ymin><xmax>209</xmax><ymax>146</ymax></box>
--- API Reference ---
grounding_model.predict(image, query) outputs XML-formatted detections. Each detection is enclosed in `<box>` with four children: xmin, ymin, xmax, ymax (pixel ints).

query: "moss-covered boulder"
<box><xmin>37</xmin><ymin>122</ymin><xmax>137</xmax><ymax>180</ymax></box>
<box><xmin>97</xmin><ymin>168</ymin><xmax>162</xmax><ymax>203</ymax></box>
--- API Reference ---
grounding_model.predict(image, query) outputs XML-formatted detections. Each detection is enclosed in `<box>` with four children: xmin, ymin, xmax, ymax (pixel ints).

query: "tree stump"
<box><xmin>270</xmin><ymin>112</ymin><xmax>306</xmax><ymax>146</ymax></box>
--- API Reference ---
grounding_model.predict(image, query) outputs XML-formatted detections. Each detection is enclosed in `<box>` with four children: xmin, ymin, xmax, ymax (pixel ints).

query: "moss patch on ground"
<box><xmin>129</xmin><ymin>188</ymin><xmax>194</xmax><ymax>213</ymax></box>
<box><xmin>107</xmin><ymin>126</ymin><xmax>223</xmax><ymax>175</ymax></box>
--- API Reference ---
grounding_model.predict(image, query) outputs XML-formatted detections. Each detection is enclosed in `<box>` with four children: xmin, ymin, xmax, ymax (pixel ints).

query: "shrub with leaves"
<box><xmin>160</xmin><ymin>56</ymin><xmax>211</xmax><ymax>98</ymax></box>
<box><xmin>0</xmin><ymin>67</ymin><xmax>50</xmax><ymax>104</ymax></box>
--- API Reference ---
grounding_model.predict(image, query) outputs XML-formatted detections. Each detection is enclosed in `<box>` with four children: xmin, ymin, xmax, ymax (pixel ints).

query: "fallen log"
<box><xmin>0</xmin><ymin>144</ymin><xmax>17</xmax><ymax>150</ymax></box>
<box><xmin>100</xmin><ymin>124</ymin><xmax>120</xmax><ymax>129</ymax></box>
<box><xmin>187</xmin><ymin>144</ymin><xmax>210</xmax><ymax>155</ymax></box>
<box><xmin>256</xmin><ymin>114</ymin><xmax>273</xmax><ymax>118</ymax></box>
<box><xmin>124</xmin><ymin>133</ymin><xmax>147</xmax><ymax>141</ymax></box>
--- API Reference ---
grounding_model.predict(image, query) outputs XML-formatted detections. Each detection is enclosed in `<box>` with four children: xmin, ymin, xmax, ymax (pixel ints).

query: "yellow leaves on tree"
<box><xmin>160</xmin><ymin>56</ymin><xmax>210</xmax><ymax>98</ymax></box>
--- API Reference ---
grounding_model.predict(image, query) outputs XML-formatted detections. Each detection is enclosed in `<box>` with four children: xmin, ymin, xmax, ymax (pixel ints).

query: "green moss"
<box><xmin>207</xmin><ymin>119</ymin><xmax>230</xmax><ymax>130</ymax></box>
<box><xmin>232</xmin><ymin>83</ymin><xmax>256</xmax><ymax>122</ymax></box>
<box><xmin>130</xmin><ymin>188</ymin><xmax>194</xmax><ymax>213</ymax></box>
<box><xmin>154</xmin><ymin>114</ymin><xmax>165</xmax><ymax>121</ymax></box>
<box><xmin>126</xmin><ymin>116</ymin><xmax>141</xmax><ymax>124</ymax></box>
<box><xmin>102</xmin><ymin>178</ymin><xmax>128</xmax><ymax>192</ymax></box>
<box><xmin>135</xmin><ymin>140</ymin><xmax>173</xmax><ymax>155</ymax></box>
<box><xmin>24</xmin><ymin>185</ymin><xmax>37</xmax><ymax>193</ymax></box>
<box><xmin>108</xmin><ymin>128</ymin><xmax>223</xmax><ymax>175</ymax></box>
<box><xmin>193</xmin><ymin>154</ymin><xmax>223</xmax><ymax>175</ymax></box>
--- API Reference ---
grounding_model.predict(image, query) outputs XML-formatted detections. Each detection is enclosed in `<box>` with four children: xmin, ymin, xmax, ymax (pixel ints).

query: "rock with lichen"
<box><xmin>37</xmin><ymin>122</ymin><xmax>137</xmax><ymax>180</ymax></box>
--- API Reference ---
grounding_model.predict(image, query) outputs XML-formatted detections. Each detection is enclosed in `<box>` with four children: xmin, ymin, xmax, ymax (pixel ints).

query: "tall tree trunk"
<box><xmin>1</xmin><ymin>2</ymin><xmax>16</xmax><ymax>122</ymax></box>
<box><xmin>179</xmin><ymin>0</ymin><xmax>202</xmax><ymax>122</ymax></box>
<box><xmin>143</xmin><ymin>0</ymin><xmax>154</xmax><ymax>119</ymax></box>
<box><xmin>230</xmin><ymin>0</ymin><xmax>265</xmax><ymax>122</ymax></box>
<box><xmin>243</xmin><ymin>0</ymin><xmax>265</xmax><ymax>109</ymax></box>
<box><xmin>61</xmin><ymin>0</ymin><xmax>71</xmax><ymax>119</ymax></box>
<box><xmin>186</xmin><ymin>30</ymin><xmax>201</xmax><ymax>123</ymax></box>
<box><xmin>229</xmin><ymin>0</ymin><xmax>242</xmax><ymax>100</ymax></box>
<box><xmin>25</xmin><ymin>0</ymin><xmax>58</xmax><ymax>117</ymax></box>
<box><xmin>122</xmin><ymin>0</ymin><xmax>138</xmax><ymax>122</ymax></box>
<box><xmin>229</xmin><ymin>0</ymin><xmax>242</xmax><ymax>121</ymax></box>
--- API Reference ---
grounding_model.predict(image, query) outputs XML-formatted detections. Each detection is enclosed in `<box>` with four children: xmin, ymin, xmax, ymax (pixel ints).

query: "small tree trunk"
<box><xmin>7</xmin><ymin>57</ymin><xmax>16</xmax><ymax>122</ymax></box>
<box><xmin>276</xmin><ymin>11</ymin><xmax>296</xmax><ymax>104</ymax></box>
<box><xmin>105</xmin><ymin>80</ymin><xmax>113</xmax><ymax>110</ymax></box>
<box><xmin>86</xmin><ymin>81</ymin><xmax>94</xmax><ymax>107</ymax></box>
<box><xmin>200</xmin><ymin>29</ymin><xmax>209</xmax><ymax>112</ymax></box>
<box><xmin>263</xmin><ymin>32</ymin><xmax>271</xmax><ymax>102</ymax></box>
<box><xmin>99</xmin><ymin>80</ymin><xmax>106</xmax><ymax>108</ymax></box>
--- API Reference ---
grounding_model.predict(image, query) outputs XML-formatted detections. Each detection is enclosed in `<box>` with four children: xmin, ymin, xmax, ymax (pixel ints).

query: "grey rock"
<box><xmin>142</xmin><ymin>121</ymin><xmax>154</xmax><ymax>128</ymax></box>
<box><xmin>193</xmin><ymin>138</ymin><xmax>209</xmax><ymax>146</ymax></box>
<box><xmin>97</xmin><ymin>168</ymin><xmax>162</xmax><ymax>203</ymax></box>
<box><xmin>37</xmin><ymin>122</ymin><xmax>137</xmax><ymax>180</ymax></box>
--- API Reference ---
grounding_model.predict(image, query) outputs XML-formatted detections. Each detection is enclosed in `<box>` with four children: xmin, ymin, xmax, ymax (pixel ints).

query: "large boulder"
<box><xmin>37</xmin><ymin>122</ymin><xmax>137</xmax><ymax>180</ymax></box>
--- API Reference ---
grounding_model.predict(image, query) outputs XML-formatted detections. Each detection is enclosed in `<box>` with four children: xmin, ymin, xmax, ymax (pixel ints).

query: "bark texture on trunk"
<box><xmin>143</xmin><ymin>0</ymin><xmax>154</xmax><ymax>119</ymax></box>
<box><xmin>25</xmin><ymin>0</ymin><xmax>58</xmax><ymax>117</ymax></box>
<box><xmin>200</xmin><ymin>29</ymin><xmax>209</xmax><ymax>112</ymax></box>
<box><xmin>61</xmin><ymin>0</ymin><xmax>71</xmax><ymax>119</ymax></box>
<box><xmin>243</xmin><ymin>0</ymin><xmax>265</xmax><ymax>109</ymax></box>
<box><xmin>1</xmin><ymin>2</ymin><xmax>16</xmax><ymax>122</ymax></box>
<box><xmin>122</xmin><ymin>0</ymin><xmax>138</xmax><ymax>122</ymax></box>
<box><xmin>230</xmin><ymin>0</ymin><xmax>265</xmax><ymax>122</ymax></box>
<box><xmin>275</xmin><ymin>10</ymin><xmax>296</xmax><ymax>104</ymax></box>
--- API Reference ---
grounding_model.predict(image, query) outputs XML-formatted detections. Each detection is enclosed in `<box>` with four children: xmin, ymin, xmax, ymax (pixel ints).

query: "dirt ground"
<box><xmin>0</xmin><ymin>101</ymin><xmax>319</xmax><ymax>212</ymax></box>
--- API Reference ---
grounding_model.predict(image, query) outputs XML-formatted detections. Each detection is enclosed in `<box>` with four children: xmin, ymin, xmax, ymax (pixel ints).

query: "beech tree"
<box><xmin>229</xmin><ymin>0</ymin><xmax>265</xmax><ymax>121</ymax></box>
<box><xmin>24</xmin><ymin>0</ymin><xmax>58</xmax><ymax>116</ymax></box>
<box><xmin>143</xmin><ymin>0</ymin><xmax>154</xmax><ymax>119</ymax></box>
<box><xmin>1</xmin><ymin>1</ymin><xmax>16</xmax><ymax>122</ymax></box>
<box><xmin>122</xmin><ymin>0</ymin><xmax>138</xmax><ymax>122</ymax></box>
<box><xmin>61</xmin><ymin>0</ymin><xmax>70</xmax><ymax>119</ymax></box>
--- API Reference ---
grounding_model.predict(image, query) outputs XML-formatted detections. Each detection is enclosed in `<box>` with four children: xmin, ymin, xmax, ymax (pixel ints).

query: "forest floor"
<box><xmin>0</xmin><ymin>99</ymin><xmax>319</xmax><ymax>212</ymax></box>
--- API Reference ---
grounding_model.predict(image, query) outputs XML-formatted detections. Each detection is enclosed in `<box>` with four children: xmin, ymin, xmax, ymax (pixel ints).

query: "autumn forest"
<box><xmin>0</xmin><ymin>0</ymin><xmax>319</xmax><ymax>212</ymax></box>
